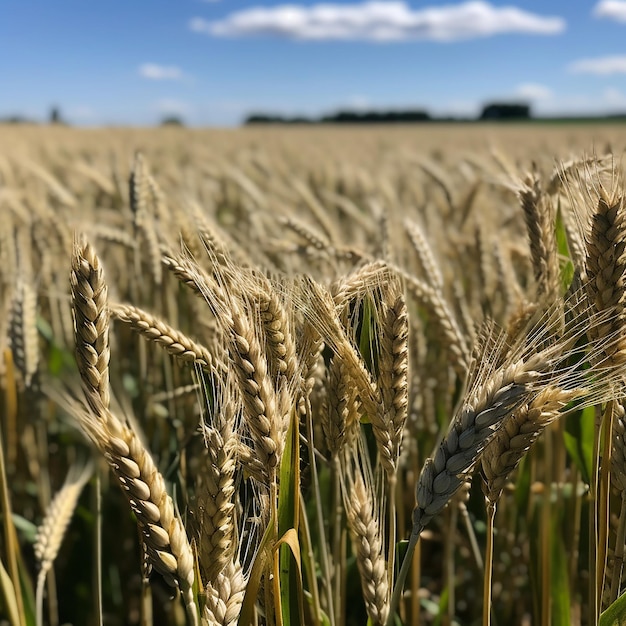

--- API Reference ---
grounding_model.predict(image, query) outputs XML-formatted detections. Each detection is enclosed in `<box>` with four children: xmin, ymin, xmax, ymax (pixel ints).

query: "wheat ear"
<box><xmin>344</xmin><ymin>471</ymin><xmax>389</xmax><ymax>626</ymax></box>
<box><xmin>34</xmin><ymin>461</ymin><xmax>93</xmax><ymax>626</ymax></box>
<box><xmin>517</xmin><ymin>174</ymin><xmax>559</xmax><ymax>302</ymax></box>
<box><xmin>584</xmin><ymin>187</ymin><xmax>626</xmax><ymax>366</ymax></box>
<box><xmin>202</xmin><ymin>559</ymin><xmax>247</xmax><ymax>626</ymax></box>
<box><xmin>404</xmin><ymin>274</ymin><xmax>469</xmax><ymax>375</ymax></box>
<box><xmin>412</xmin><ymin>357</ymin><xmax>543</xmax><ymax>536</ymax></box>
<box><xmin>378</xmin><ymin>291</ymin><xmax>409</xmax><ymax>473</ymax></box>
<box><xmin>70</xmin><ymin>238</ymin><xmax>198</xmax><ymax>624</ymax></box>
<box><xmin>70</xmin><ymin>237</ymin><xmax>110</xmax><ymax>415</ymax></box>
<box><xmin>196</xmin><ymin>378</ymin><xmax>239</xmax><ymax>582</ymax></box>
<box><xmin>110</xmin><ymin>302</ymin><xmax>222</xmax><ymax>373</ymax></box>
<box><xmin>481</xmin><ymin>386</ymin><xmax>580</xmax><ymax>504</ymax></box>
<box><xmin>9</xmin><ymin>276</ymin><xmax>38</xmax><ymax>389</ymax></box>
<box><xmin>404</xmin><ymin>218</ymin><xmax>444</xmax><ymax>291</ymax></box>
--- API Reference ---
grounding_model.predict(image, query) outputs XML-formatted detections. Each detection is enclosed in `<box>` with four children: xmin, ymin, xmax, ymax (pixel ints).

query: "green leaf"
<box><xmin>358</xmin><ymin>296</ymin><xmax>376</xmax><ymax>374</ymax></box>
<box><xmin>555</xmin><ymin>205</ymin><xmax>575</xmax><ymax>294</ymax></box>
<box><xmin>600</xmin><ymin>592</ymin><xmax>626</xmax><ymax>626</ymax></box>
<box><xmin>550</xmin><ymin>521</ymin><xmax>570</xmax><ymax>626</ymax></box>
<box><xmin>11</xmin><ymin>515</ymin><xmax>37</xmax><ymax>545</ymax></box>
<box><xmin>563</xmin><ymin>406</ymin><xmax>595</xmax><ymax>485</ymax></box>
<box><xmin>276</xmin><ymin>409</ymin><xmax>303</xmax><ymax>626</ymax></box>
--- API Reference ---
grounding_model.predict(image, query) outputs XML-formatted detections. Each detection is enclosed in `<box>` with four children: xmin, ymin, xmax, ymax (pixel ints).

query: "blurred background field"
<box><xmin>3</xmin><ymin>120</ymin><xmax>626</xmax><ymax>626</ymax></box>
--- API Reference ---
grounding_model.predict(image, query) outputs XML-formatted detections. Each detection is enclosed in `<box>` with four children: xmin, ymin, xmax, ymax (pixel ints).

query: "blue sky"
<box><xmin>2</xmin><ymin>0</ymin><xmax>626</xmax><ymax>125</ymax></box>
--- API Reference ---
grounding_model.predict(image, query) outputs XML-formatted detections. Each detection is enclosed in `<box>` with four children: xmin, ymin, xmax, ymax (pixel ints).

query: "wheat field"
<box><xmin>2</xmin><ymin>123</ymin><xmax>626</xmax><ymax>626</ymax></box>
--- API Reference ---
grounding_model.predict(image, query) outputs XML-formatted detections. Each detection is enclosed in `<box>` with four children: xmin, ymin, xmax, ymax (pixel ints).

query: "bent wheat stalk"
<box><xmin>70</xmin><ymin>237</ymin><xmax>198</xmax><ymax>625</ymax></box>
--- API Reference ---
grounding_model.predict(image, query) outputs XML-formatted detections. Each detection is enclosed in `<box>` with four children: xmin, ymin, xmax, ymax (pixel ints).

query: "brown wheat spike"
<box><xmin>9</xmin><ymin>276</ymin><xmax>38</xmax><ymax>388</ymax></box>
<box><xmin>70</xmin><ymin>237</ymin><xmax>110</xmax><ymax>415</ymax></box>
<box><xmin>404</xmin><ymin>274</ymin><xmax>469</xmax><ymax>375</ymax></box>
<box><xmin>414</xmin><ymin>156</ymin><xmax>455</xmax><ymax>214</ymax></box>
<box><xmin>79</xmin><ymin>405</ymin><xmax>197</xmax><ymax>624</ymax></box>
<box><xmin>280</xmin><ymin>215</ymin><xmax>330</xmax><ymax>253</ymax></box>
<box><xmin>404</xmin><ymin>218</ymin><xmax>444</xmax><ymax>292</ymax></box>
<box><xmin>89</xmin><ymin>224</ymin><xmax>138</xmax><ymax>250</ymax></box>
<box><xmin>343</xmin><ymin>469</ymin><xmax>389</xmax><ymax>626</ymax></box>
<box><xmin>110</xmin><ymin>302</ymin><xmax>223</xmax><ymax>374</ymax></box>
<box><xmin>202</xmin><ymin>559</ymin><xmax>247</xmax><ymax>626</ymax></box>
<box><xmin>332</xmin><ymin>260</ymin><xmax>391</xmax><ymax>311</ymax></box>
<box><xmin>195</xmin><ymin>377</ymin><xmax>239</xmax><ymax>582</ymax></box>
<box><xmin>34</xmin><ymin>461</ymin><xmax>93</xmax><ymax>624</ymax></box>
<box><xmin>129</xmin><ymin>152</ymin><xmax>150</xmax><ymax>226</ymax></box>
<box><xmin>70</xmin><ymin>239</ymin><xmax>197</xmax><ymax>623</ymax></box>
<box><xmin>583</xmin><ymin>186</ymin><xmax>626</xmax><ymax>367</ymax></box>
<box><xmin>412</xmin><ymin>355</ymin><xmax>545</xmax><ymax>537</ymax></box>
<box><xmin>182</xmin><ymin>254</ymin><xmax>288</xmax><ymax>472</ymax></box>
<box><xmin>222</xmin><ymin>293</ymin><xmax>283</xmax><ymax>471</ymax></box>
<box><xmin>196</xmin><ymin>218</ymin><xmax>252</xmax><ymax>272</ymax></box>
<box><xmin>517</xmin><ymin>173</ymin><xmax>559</xmax><ymax>302</ymax></box>
<box><xmin>300</xmin><ymin>276</ymin><xmax>385</xmax><ymax>434</ymax></box>
<box><xmin>246</xmin><ymin>276</ymin><xmax>298</xmax><ymax>388</ymax></box>
<box><xmin>161</xmin><ymin>250</ymin><xmax>206</xmax><ymax>298</ymax></box>
<box><xmin>378</xmin><ymin>291</ymin><xmax>409</xmax><ymax>473</ymax></box>
<box><xmin>322</xmin><ymin>355</ymin><xmax>360</xmax><ymax>457</ymax></box>
<box><xmin>481</xmin><ymin>386</ymin><xmax>581</xmax><ymax>503</ymax></box>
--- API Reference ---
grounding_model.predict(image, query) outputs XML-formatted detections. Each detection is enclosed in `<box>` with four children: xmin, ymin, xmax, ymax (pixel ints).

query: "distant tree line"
<box><xmin>245</xmin><ymin>102</ymin><xmax>534</xmax><ymax>125</ymax></box>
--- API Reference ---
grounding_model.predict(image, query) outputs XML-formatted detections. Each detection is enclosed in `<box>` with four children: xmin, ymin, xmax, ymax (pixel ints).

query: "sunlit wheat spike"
<box><xmin>70</xmin><ymin>236</ymin><xmax>110</xmax><ymax>415</ymax></box>
<box><xmin>343</xmin><ymin>463</ymin><xmax>389</xmax><ymax>626</ymax></box>
<box><xmin>202</xmin><ymin>559</ymin><xmax>247</xmax><ymax>626</ymax></box>
<box><xmin>481</xmin><ymin>386</ymin><xmax>581</xmax><ymax>503</ymax></box>
<box><xmin>517</xmin><ymin>173</ymin><xmax>559</xmax><ymax>302</ymax></box>
<box><xmin>78</xmin><ymin>405</ymin><xmax>197</xmax><ymax>624</ymax></box>
<box><xmin>195</xmin><ymin>377</ymin><xmax>239</xmax><ymax>582</ymax></box>
<box><xmin>378</xmin><ymin>291</ymin><xmax>409</xmax><ymax>473</ymax></box>
<box><xmin>110</xmin><ymin>302</ymin><xmax>223</xmax><ymax>374</ymax></box>
<box><xmin>34</xmin><ymin>460</ymin><xmax>93</xmax><ymax>624</ymax></box>
<box><xmin>322</xmin><ymin>355</ymin><xmax>359</xmax><ymax>457</ymax></box>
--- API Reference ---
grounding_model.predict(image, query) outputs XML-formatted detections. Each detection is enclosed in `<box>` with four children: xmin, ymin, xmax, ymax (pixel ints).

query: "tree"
<box><xmin>479</xmin><ymin>102</ymin><xmax>531</xmax><ymax>120</ymax></box>
<box><xmin>49</xmin><ymin>106</ymin><xmax>62</xmax><ymax>124</ymax></box>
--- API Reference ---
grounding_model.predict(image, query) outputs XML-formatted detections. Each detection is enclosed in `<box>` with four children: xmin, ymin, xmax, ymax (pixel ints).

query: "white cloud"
<box><xmin>513</xmin><ymin>83</ymin><xmax>553</xmax><ymax>100</ymax></box>
<box><xmin>569</xmin><ymin>55</ymin><xmax>626</xmax><ymax>74</ymax></box>
<box><xmin>594</xmin><ymin>1</ymin><xmax>626</xmax><ymax>22</ymax></box>
<box><xmin>138</xmin><ymin>63</ymin><xmax>184</xmax><ymax>80</ymax></box>
<box><xmin>190</xmin><ymin>1</ymin><xmax>565</xmax><ymax>42</ymax></box>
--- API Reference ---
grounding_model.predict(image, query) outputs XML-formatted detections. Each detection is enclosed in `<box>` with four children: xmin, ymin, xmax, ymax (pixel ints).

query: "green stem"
<box><xmin>386</xmin><ymin>532</ymin><xmax>419</xmax><ymax>626</ymax></box>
